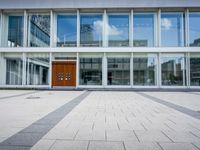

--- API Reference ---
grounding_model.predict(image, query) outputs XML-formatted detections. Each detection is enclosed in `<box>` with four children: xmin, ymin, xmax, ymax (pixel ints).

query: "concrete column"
<box><xmin>130</xmin><ymin>9</ymin><xmax>133</xmax><ymax>47</ymax></box>
<box><xmin>77</xmin><ymin>9</ymin><xmax>80</xmax><ymax>47</ymax></box>
<box><xmin>130</xmin><ymin>52</ymin><xmax>133</xmax><ymax>87</ymax></box>
<box><xmin>49</xmin><ymin>52</ymin><xmax>52</xmax><ymax>88</ymax></box>
<box><xmin>76</xmin><ymin>52</ymin><xmax>79</xmax><ymax>88</ymax></box>
<box><xmin>23</xmin><ymin>10</ymin><xmax>28</xmax><ymax>47</ymax></box>
<box><xmin>103</xmin><ymin>52</ymin><xmax>107</xmax><ymax>87</ymax></box>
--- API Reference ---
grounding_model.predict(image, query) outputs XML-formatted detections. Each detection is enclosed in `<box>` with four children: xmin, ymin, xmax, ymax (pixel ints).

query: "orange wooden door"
<box><xmin>52</xmin><ymin>61</ymin><xmax>76</xmax><ymax>87</ymax></box>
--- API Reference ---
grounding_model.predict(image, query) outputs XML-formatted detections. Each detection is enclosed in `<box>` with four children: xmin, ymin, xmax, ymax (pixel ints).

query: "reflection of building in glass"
<box><xmin>133</xmin><ymin>40</ymin><xmax>148</xmax><ymax>47</ymax></box>
<box><xmin>80</xmin><ymin>24</ymin><xmax>94</xmax><ymax>46</ymax></box>
<box><xmin>190</xmin><ymin>58</ymin><xmax>200</xmax><ymax>86</ymax></box>
<box><xmin>190</xmin><ymin>38</ymin><xmax>200</xmax><ymax>46</ymax></box>
<box><xmin>30</xmin><ymin>15</ymin><xmax>50</xmax><ymax>47</ymax></box>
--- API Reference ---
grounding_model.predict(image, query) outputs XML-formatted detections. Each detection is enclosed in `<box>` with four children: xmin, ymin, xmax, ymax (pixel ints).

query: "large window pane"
<box><xmin>108</xmin><ymin>14</ymin><xmax>129</xmax><ymax>47</ymax></box>
<box><xmin>133</xmin><ymin>54</ymin><xmax>157</xmax><ymax>85</ymax></box>
<box><xmin>161</xmin><ymin>55</ymin><xmax>186</xmax><ymax>86</ymax></box>
<box><xmin>8</xmin><ymin>16</ymin><xmax>24</xmax><ymax>47</ymax></box>
<box><xmin>79</xmin><ymin>58</ymin><xmax>102</xmax><ymax>85</ymax></box>
<box><xmin>57</xmin><ymin>15</ymin><xmax>77</xmax><ymax>47</ymax></box>
<box><xmin>190</xmin><ymin>53</ymin><xmax>200</xmax><ymax>86</ymax></box>
<box><xmin>28</xmin><ymin>14</ymin><xmax>50</xmax><ymax>47</ymax></box>
<box><xmin>26</xmin><ymin>53</ymin><xmax>49</xmax><ymax>85</ymax></box>
<box><xmin>189</xmin><ymin>13</ymin><xmax>200</xmax><ymax>46</ymax></box>
<box><xmin>133</xmin><ymin>14</ymin><xmax>155</xmax><ymax>47</ymax></box>
<box><xmin>107</xmin><ymin>58</ymin><xmax>130</xmax><ymax>85</ymax></box>
<box><xmin>161</xmin><ymin>13</ymin><xmax>184</xmax><ymax>47</ymax></box>
<box><xmin>80</xmin><ymin>15</ymin><xmax>102</xmax><ymax>47</ymax></box>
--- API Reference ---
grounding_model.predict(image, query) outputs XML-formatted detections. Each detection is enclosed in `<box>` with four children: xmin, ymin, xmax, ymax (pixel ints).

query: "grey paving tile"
<box><xmin>30</xmin><ymin>139</ymin><xmax>55</xmax><ymax>150</ymax></box>
<box><xmin>0</xmin><ymin>145</ymin><xmax>30</xmax><ymax>150</ymax></box>
<box><xmin>159</xmin><ymin>142</ymin><xmax>199</xmax><ymax>150</ymax></box>
<box><xmin>106</xmin><ymin>130</ymin><xmax>139</xmax><ymax>142</ymax></box>
<box><xmin>88</xmin><ymin>141</ymin><xmax>125</xmax><ymax>150</ymax></box>
<box><xmin>124</xmin><ymin>141</ymin><xmax>162</xmax><ymax>150</ymax></box>
<box><xmin>50</xmin><ymin>140</ymin><xmax>88</xmax><ymax>150</ymax></box>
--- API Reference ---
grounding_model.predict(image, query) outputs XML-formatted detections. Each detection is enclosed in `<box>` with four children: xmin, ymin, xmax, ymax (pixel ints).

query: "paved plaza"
<box><xmin>0</xmin><ymin>90</ymin><xmax>200</xmax><ymax>150</ymax></box>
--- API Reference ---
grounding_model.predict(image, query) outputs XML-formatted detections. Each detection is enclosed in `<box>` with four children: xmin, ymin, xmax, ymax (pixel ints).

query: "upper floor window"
<box><xmin>133</xmin><ymin>13</ymin><xmax>155</xmax><ymax>47</ymax></box>
<box><xmin>28</xmin><ymin>13</ymin><xmax>50</xmax><ymax>47</ymax></box>
<box><xmin>189</xmin><ymin>13</ymin><xmax>200</xmax><ymax>47</ymax></box>
<box><xmin>108</xmin><ymin>14</ymin><xmax>129</xmax><ymax>47</ymax></box>
<box><xmin>8</xmin><ymin>15</ymin><xmax>24</xmax><ymax>47</ymax></box>
<box><xmin>80</xmin><ymin>14</ymin><xmax>103</xmax><ymax>47</ymax></box>
<box><xmin>161</xmin><ymin>12</ymin><xmax>185</xmax><ymax>47</ymax></box>
<box><xmin>57</xmin><ymin>14</ymin><xmax>77</xmax><ymax>47</ymax></box>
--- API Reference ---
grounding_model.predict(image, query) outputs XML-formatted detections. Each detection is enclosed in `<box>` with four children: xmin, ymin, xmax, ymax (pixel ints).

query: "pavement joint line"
<box><xmin>0</xmin><ymin>91</ymin><xmax>91</xmax><ymax>150</ymax></box>
<box><xmin>0</xmin><ymin>91</ymin><xmax>40</xmax><ymax>100</ymax></box>
<box><xmin>136</xmin><ymin>92</ymin><xmax>200</xmax><ymax>120</ymax></box>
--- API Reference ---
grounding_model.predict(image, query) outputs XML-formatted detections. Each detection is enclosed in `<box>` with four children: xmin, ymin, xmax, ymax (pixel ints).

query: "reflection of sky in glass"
<box><xmin>133</xmin><ymin>14</ymin><xmax>154</xmax><ymax>47</ymax></box>
<box><xmin>80</xmin><ymin>15</ymin><xmax>102</xmax><ymax>41</ymax></box>
<box><xmin>57</xmin><ymin>15</ymin><xmax>77</xmax><ymax>43</ymax></box>
<box><xmin>108</xmin><ymin>15</ymin><xmax>129</xmax><ymax>41</ymax></box>
<box><xmin>189</xmin><ymin>13</ymin><xmax>200</xmax><ymax>46</ymax></box>
<box><xmin>161</xmin><ymin>13</ymin><xmax>184</xmax><ymax>47</ymax></box>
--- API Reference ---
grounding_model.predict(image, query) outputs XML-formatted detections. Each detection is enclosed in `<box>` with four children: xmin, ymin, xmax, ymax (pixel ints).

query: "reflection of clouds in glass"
<box><xmin>161</xmin><ymin>18</ymin><xmax>172</xmax><ymax>30</ymax></box>
<box><xmin>93</xmin><ymin>20</ymin><xmax>123</xmax><ymax>36</ymax></box>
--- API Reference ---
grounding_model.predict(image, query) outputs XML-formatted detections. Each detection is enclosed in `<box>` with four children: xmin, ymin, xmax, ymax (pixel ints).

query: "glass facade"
<box><xmin>80</xmin><ymin>14</ymin><xmax>103</xmax><ymax>47</ymax></box>
<box><xmin>107</xmin><ymin>58</ymin><xmax>130</xmax><ymax>85</ymax></box>
<box><xmin>8</xmin><ymin>15</ymin><xmax>24</xmax><ymax>47</ymax></box>
<box><xmin>133</xmin><ymin>13</ymin><xmax>155</xmax><ymax>47</ymax></box>
<box><xmin>28</xmin><ymin>14</ymin><xmax>50</xmax><ymax>47</ymax></box>
<box><xmin>190</xmin><ymin>54</ymin><xmax>200</xmax><ymax>86</ymax></box>
<box><xmin>108</xmin><ymin>14</ymin><xmax>129</xmax><ymax>47</ymax></box>
<box><xmin>133</xmin><ymin>54</ymin><xmax>157</xmax><ymax>85</ymax></box>
<box><xmin>57</xmin><ymin>15</ymin><xmax>77</xmax><ymax>47</ymax></box>
<box><xmin>79</xmin><ymin>58</ymin><xmax>102</xmax><ymax>85</ymax></box>
<box><xmin>26</xmin><ymin>53</ymin><xmax>49</xmax><ymax>85</ymax></box>
<box><xmin>189</xmin><ymin>13</ymin><xmax>200</xmax><ymax>46</ymax></box>
<box><xmin>161</xmin><ymin>54</ymin><xmax>186</xmax><ymax>86</ymax></box>
<box><xmin>161</xmin><ymin>13</ymin><xmax>184</xmax><ymax>47</ymax></box>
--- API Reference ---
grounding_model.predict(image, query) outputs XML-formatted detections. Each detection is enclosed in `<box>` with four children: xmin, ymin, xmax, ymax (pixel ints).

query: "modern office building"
<box><xmin>0</xmin><ymin>0</ymin><xmax>200</xmax><ymax>89</ymax></box>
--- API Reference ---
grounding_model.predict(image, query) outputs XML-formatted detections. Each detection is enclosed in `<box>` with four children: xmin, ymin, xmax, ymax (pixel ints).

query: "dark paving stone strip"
<box><xmin>136</xmin><ymin>92</ymin><xmax>200</xmax><ymax>120</ymax></box>
<box><xmin>0</xmin><ymin>91</ymin><xmax>90</xmax><ymax>150</ymax></box>
<box><xmin>0</xmin><ymin>91</ymin><xmax>39</xmax><ymax>100</ymax></box>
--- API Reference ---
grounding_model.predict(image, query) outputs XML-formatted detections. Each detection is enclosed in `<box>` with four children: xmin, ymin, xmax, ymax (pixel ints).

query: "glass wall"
<box><xmin>190</xmin><ymin>53</ymin><xmax>200</xmax><ymax>86</ymax></box>
<box><xmin>107</xmin><ymin>58</ymin><xmax>130</xmax><ymax>85</ymax></box>
<box><xmin>28</xmin><ymin>13</ymin><xmax>50</xmax><ymax>47</ymax></box>
<box><xmin>189</xmin><ymin>13</ymin><xmax>200</xmax><ymax>46</ymax></box>
<box><xmin>80</xmin><ymin>14</ymin><xmax>102</xmax><ymax>47</ymax></box>
<box><xmin>133</xmin><ymin>54</ymin><xmax>157</xmax><ymax>86</ymax></box>
<box><xmin>57</xmin><ymin>14</ymin><xmax>77</xmax><ymax>47</ymax></box>
<box><xmin>79</xmin><ymin>58</ymin><xmax>102</xmax><ymax>85</ymax></box>
<box><xmin>1</xmin><ymin>53</ymin><xmax>23</xmax><ymax>85</ymax></box>
<box><xmin>161</xmin><ymin>13</ymin><xmax>184</xmax><ymax>47</ymax></box>
<box><xmin>108</xmin><ymin>14</ymin><xmax>129</xmax><ymax>47</ymax></box>
<box><xmin>161</xmin><ymin>54</ymin><xmax>186</xmax><ymax>86</ymax></box>
<box><xmin>133</xmin><ymin>13</ymin><xmax>155</xmax><ymax>47</ymax></box>
<box><xmin>26</xmin><ymin>53</ymin><xmax>49</xmax><ymax>85</ymax></box>
<box><xmin>7</xmin><ymin>15</ymin><xmax>24</xmax><ymax>47</ymax></box>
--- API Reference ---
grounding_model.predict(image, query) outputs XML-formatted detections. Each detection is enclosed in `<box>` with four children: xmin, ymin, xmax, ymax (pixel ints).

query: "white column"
<box><xmin>22</xmin><ymin>53</ymin><xmax>26</xmax><ymax>86</ymax></box>
<box><xmin>157</xmin><ymin>8</ymin><xmax>161</xmax><ymax>47</ymax></box>
<box><xmin>130</xmin><ymin>52</ymin><xmax>133</xmax><ymax>87</ymax></box>
<box><xmin>49</xmin><ymin>52</ymin><xmax>52</xmax><ymax>88</ymax></box>
<box><xmin>103</xmin><ymin>9</ymin><xmax>108</xmax><ymax>47</ymax></box>
<box><xmin>50</xmin><ymin>10</ymin><xmax>54</xmax><ymax>47</ymax></box>
<box><xmin>77</xmin><ymin>9</ymin><xmax>80</xmax><ymax>47</ymax></box>
<box><xmin>0</xmin><ymin>12</ymin><xmax>2</xmax><ymax>47</ymax></box>
<box><xmin>76</xmin><ymin>52</ymin><xmax>79</xmax><ymax>88</ymax></box>
<box><xmin>186</xmin><ymin>52</ymin><xmax>190</xmax><ymax>88</ymax></box>
<box><xmin>130</xmin><ymin>9</ymin><xmax>133</xmax><ymax>47</ymax></box>
<box><xmin>103</xmin><ymin>52</ymin><xmax>107</xmax><ymax>87</ymax></box>
<box><xmin>185</xmin><ymin>8</ymin><xmax>189</xmax><ymax>47</ymax></box>
<box><xmin>23</xmin><ymin>10</ymin><xmax>28</xmax><ymax>47</ymax></box>
<box><xmin>158</xmin><ymin>53</ymin><xmax>161</xmax><ymax>87</ymax></box>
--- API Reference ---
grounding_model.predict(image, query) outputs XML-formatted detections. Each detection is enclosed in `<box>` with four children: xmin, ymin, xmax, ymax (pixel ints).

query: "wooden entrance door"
<box><xmin>52</xmin><ymin>61</ymin><xmax>76</xmax><ymax>87</ymax></box>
